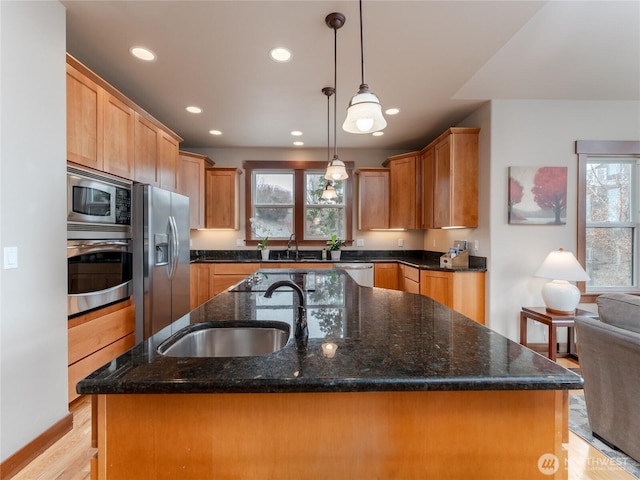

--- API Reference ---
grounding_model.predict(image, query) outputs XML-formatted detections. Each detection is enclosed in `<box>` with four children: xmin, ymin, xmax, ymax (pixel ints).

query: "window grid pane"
<box><xmin>585</xmin><ymin>158</ymin><xmax>637</xmax><ymax>290</ymax></box>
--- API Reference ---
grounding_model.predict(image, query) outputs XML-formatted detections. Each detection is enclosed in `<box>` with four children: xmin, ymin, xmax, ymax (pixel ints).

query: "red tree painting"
<box><xmin>531</xmin><ymin>167</ymin><xmax>567</xmax><ymax>224</ymax></box>
<box><xmin>508</xmin><ymin>166</ymin><xmax>567</xmax><ymax>224</ymax></box>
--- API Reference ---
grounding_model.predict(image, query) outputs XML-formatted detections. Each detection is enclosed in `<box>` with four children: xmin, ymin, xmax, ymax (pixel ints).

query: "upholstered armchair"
<box><xmin>575</xmin><ymin>293</ymin><xmax>640</xmax><ymax>463</ymax></box>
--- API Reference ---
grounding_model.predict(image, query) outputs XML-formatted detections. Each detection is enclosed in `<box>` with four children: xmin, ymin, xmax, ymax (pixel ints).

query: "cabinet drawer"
<box><xmin>212</xmin><ymin>263</ymin><xmax>260</xmax><ymax>275</ymax></box>
<box><xmin>68</xmin><ymin>333</ymin><xmax>135</xmax><ymax>403</ymax></box>
<box><xmin>403</xmin><ymin>265</ymin><xmax>420</xmax><ymax>283</ymax></box>
<box><xmin>68</xmin><ymin>303</ymin><xmax>135</xmax><ymax>365</ymax></box>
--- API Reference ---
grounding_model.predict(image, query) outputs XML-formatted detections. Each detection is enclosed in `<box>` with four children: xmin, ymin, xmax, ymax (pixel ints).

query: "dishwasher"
<box><xmin>334</xmin><ymin>263</ymin><xmax>374</xmax><ymax>287</ymax></box>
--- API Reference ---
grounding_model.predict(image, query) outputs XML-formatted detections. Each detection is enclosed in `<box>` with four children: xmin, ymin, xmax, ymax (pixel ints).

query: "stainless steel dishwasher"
<box><xmin>334</xmin><ymin>263</ymin><xmax>374</xmax><ymax>287</ymax></box>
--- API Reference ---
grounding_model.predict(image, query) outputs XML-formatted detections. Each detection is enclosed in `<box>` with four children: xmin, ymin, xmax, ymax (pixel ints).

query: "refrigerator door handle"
<box><xmin>168</xmin><ymin>215</ymin><xmax>179</xmax><ymax>280</ymax></box>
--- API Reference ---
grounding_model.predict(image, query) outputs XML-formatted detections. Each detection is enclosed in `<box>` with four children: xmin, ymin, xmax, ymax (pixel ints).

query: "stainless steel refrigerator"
<box><xmin>133</xmin><ymin>185</ymin><xmax>190</xmax><ymax>341</ymax></box>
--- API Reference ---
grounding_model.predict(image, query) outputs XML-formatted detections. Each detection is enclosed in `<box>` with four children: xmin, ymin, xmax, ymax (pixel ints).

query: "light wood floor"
<box><xmin>9</xmin><ymin>365</ymin><xmax>637</xmax><ymax>480</ymax></box>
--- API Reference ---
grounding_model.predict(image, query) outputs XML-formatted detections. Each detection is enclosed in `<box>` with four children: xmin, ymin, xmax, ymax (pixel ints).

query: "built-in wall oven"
<box><xmin>67</xmin><ymin>166</ymin><xmax>133</xmax><ymax>316</ymax></box>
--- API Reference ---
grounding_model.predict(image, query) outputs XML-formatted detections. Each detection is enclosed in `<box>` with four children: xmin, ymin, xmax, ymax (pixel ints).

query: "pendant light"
<box><xmin>342</xmin><ymin>0</ymin><xmax>386</xmax><ymax>134</ymax></box>
<box><xmin>325</xmin><ymin>12</ymin><xmax>349</xmax><ymax>181</ymax></box>
<box><xmin>321</xmin><ymin>87</ymin><xmax>338</xmax><ymax>201</ymax></box>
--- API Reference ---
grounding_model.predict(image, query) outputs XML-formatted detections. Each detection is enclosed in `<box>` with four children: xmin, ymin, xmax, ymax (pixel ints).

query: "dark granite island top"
<box><xmin>77</xmin><ymin>269</ymin><xmax>581</xmax><ymax>395</ymax></box>
<box><xmin>81</xmin><ymin>269</ymin><xmax>581</xmax><ymax>480</ymax></box>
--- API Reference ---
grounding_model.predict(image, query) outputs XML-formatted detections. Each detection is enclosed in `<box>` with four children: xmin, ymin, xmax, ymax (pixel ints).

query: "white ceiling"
<box><xmin>62</xmin><ymin>0</ymin><xmax>640</xmax><ymax>151</ymax></box>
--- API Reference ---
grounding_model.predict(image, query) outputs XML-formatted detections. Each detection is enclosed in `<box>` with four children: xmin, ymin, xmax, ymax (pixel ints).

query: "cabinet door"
<box><xmin>388</xmin><ymin>154</ymin><xmax>419</xmax><ymax>229</ymax></box>
<box><xmin>205</xmin><ymin>168</ymin><xmax>240</xmax><ymax>229</ymax></box>
<box><xmin>433</xmin><ymin>129</ymin><xmax>479</xmax><ymax>228</ymax></box>
<box><xmin>190</xmin><ymin>263</ymin><xmax>214</xmax><ymax>309</ymax></box>
<box><xmin>67</xmin><ymin>64</ymin><xmax>102</xmax><ymax>169</ymax></box>
<box><xmin>158</xmin><ymin>130</ymin><xmax>179</xmax><ymax>192</ymax></box>
<box><xmin>451</xmin><ymin>272</ymin><xmax>485</xmax><ymax>324</ymax></box>
<box><xmin>420</xmin><ymin>147</ymin><xmax>434</xmax><ymax>229</ymax></box>
<box><xmin>374</xmin><ymin>263</ymin><xmax>399</xmax><ymax>290</ymax></box>
<box><xmin>179</xmin><ymin>152</ymin><xmax>211</xmax><ymax>229</ymax></box>
<box><xmin>357</xmin><ymin>169</ymin><xmax>389</xmax><ymax>230</ymax></box>
<box><xmin>102</xmin><ymin>92</ymin><xmax>134</xmax><ymax>179</ymax></box>
<box><xmin>420</xmin><ymin>270</ymin><xmax>453</xmax><ymax>306</ymax></box>
<box><xmin>134</xmin><ymin>113</ymin><xmax>159</xmax><ymax>185</ymax></box>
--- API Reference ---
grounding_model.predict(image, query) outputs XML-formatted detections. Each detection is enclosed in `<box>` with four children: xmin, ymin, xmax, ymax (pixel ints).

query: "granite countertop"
<box><xmin>190</xmin><ymin>249</ymin><xmax>487</xmax><ymax>272</ymax></box>
<box><xmin>77</xmin><ymin>269</ymin><xmax>581</xmax><ymax>395</ymax></box>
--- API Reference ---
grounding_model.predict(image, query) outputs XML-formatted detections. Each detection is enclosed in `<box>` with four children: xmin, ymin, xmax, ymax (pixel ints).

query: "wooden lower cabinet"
<box><xmin>190</xmin><ymin>263</ymin><xmax>262</xmax><ymax>309</ymax></box>
<box><xmin>67</xmin><ymin>300</ymin><xmax>135</xmax><ymax>403</ymax></box>
<box><xmin>399</xmin><ymin>264</ymin><xmax>420</xmax><ymax>294</ymax></box>
<box><xmin>373</xmin><ymin>263</ymin><xmax>398</xmax><ymax>289</ymax></box>
<box><xmin>420</xmin><ymin>270</ymin><xmax>485</xmax><ymax>324</ymax></box>
<box><xmin>213</xmin><ymin>263</ymin><xmax>260</xmax><ymax>295</ymax></box>
<box><xmin>93</xmin><ymin>389</ymin><xmax>568</xmax><ymax>480</ymax></box>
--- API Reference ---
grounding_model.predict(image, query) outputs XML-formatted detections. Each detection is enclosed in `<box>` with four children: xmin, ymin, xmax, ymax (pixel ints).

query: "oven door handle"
<box><xmin>67</xmin><ymin>241</ymin><xmax>130</xmax><ymax>257</ymax></box>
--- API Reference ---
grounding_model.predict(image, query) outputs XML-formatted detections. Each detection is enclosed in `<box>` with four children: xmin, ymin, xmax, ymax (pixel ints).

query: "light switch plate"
<box><xmin>4</xmin><ymin>246</ymin><xmax>18</xmax><ymax>269</ymax></box>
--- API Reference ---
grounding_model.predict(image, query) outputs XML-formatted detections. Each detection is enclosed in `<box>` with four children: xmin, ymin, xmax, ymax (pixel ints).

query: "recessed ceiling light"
<box><xmin>293</xmin><ymin>141</ymin><xmax>304</xmax><ymax>146</ymax></box>
<box><xmin>385</xmin><ymin>108</ymin><xmax>400</xmax><ymax>115</ymax></box>
<box><xmin>291</xmin><ymin>131</ymin><xmax>303</xmax><ymax>136</ymax></box>
<box><xmin>209</xmin><ymin>130</ymin><xmax>222</xmax><ymax>136</ymax></box>
<box><xmin>129</xmin><ymin>46</ymin><xmax>157</xmax><ymax>62</ymax></box>
<box><xmin>269</xmin><ymin>47</ymin><xmax>292</xmax><ymax>63</ymax></box>
<box><xmin>186</xmin><ymin>106</ymin><xmax>202</xmax><ymax>114</ymax></box>
<box><xmin>372</xmin><ymin>131</ymin><xmax>384</xmax><ymax>137</ymax></box>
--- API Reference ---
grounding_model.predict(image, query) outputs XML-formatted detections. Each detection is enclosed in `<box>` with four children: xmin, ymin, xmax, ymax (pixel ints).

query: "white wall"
<box><xmin>484</xmin><ymin>100</ymin><xmax>640</xmax><ymax>339</ymax></box>
<box><xmin>0</xmin><ymin>1</ymin><xmax>68</xmax><ymax>462</ymax></box>
<box><xmin>187</xmin><ymin>146</ymin><xmax>426</xmax><ymax>252</ymax></box>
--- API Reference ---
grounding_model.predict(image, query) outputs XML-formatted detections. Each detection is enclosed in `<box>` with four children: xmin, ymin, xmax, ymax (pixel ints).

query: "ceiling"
<box><xmin>62</xmin><ymin>1</ymin><xmax>640</xmax><ymax>151</ymax></box>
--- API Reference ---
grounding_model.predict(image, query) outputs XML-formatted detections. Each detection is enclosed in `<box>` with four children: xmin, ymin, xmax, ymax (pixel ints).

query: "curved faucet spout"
<box><xmin>264</xmin><ymin>280</ymin><xmax>308</xmax><ymax>341</ymax></box>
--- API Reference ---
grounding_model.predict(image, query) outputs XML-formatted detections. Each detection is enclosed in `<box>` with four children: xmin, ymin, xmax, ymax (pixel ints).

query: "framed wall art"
<box><xmin>508</xmin><ymin>166</ymin><xmax>567</xmax><ymax>225</ymax></box>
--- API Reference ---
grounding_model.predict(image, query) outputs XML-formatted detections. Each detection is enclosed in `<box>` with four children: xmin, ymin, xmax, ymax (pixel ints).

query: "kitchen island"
<box><xmin>78</xmin><ymin>269</ymin><xmax>581</xmax><ymax>480</ymax></box>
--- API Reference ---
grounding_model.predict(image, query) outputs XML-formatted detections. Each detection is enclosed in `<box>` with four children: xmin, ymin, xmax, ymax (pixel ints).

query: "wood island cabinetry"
<box><xmin>179</xmin><ymin>151</ymin><xmax>214</xmax><ymax>229</ymax></box>
<box><xmin>205</xmin><ymin>168</ymin><xmax>242</xmax><ymax>229</ymax></box>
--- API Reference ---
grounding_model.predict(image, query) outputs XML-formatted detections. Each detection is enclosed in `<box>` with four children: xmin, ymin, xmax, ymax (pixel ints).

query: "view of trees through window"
<box><xmin>251</xmin><ymin>170</ymin><xmax>346</xmax><ymax>242</ymax></box>
<box><xmin>585</xmin><ymin>158</ymin><xmax>636</xmax><ymax>288</ymax></box>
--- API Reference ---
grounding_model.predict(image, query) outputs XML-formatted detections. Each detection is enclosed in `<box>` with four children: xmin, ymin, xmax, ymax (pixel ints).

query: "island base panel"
<box><xmin>96</xmin><ymin>390</ymin><xmax>568</xmax><ymax>480</ymax></box>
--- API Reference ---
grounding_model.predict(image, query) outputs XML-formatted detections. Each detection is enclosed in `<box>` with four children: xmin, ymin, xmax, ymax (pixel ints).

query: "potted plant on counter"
<box><xmin>326</xmin><ymin>234</ymin><xmax>345</xmax><ymax>260</ymax></box>
<box><xmin>257</xmin><ymin>236</ymin><xmax>270</xmax><ymax>260</ymax></box>
<box><xmin>250</xmin><ymin>217</ymin><xmax>272</xmax><ymax>261</ymax></box>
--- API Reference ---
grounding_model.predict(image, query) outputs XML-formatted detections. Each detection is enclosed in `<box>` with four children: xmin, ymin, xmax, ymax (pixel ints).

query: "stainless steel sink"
<box><xmin>157</xmin><ymin>321</ymin><xmax>290</xmax><ymax>357</ymax></box>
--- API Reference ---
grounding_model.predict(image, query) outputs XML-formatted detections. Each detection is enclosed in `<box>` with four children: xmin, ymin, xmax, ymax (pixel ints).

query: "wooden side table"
<box><xmin>519</xmin><ymin>307</ymin><xmax>597</xmax><ymax>361</ymax></box>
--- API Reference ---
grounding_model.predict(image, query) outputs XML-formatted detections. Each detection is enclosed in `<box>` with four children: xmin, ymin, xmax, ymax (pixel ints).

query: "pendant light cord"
<box><xmin>333</xmin><ymin>24</ymin><xmax>338</xmax><ymax>159</ymax></box>
<box><xmin>359</xmin><ymin>0</ymin><xmax>365</xmax><ymax>86</ymax></box>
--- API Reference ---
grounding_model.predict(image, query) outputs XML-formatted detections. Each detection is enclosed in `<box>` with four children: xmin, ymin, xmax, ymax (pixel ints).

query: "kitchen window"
<box><xmin>243</xmin><ymin>161</ymin><xmax>353</xmax><ymax>247</ymax></box>
<box><xmin>577</xmin><ymin>141</ymin><xmax>640</xmax><ymax>298</ymax></box>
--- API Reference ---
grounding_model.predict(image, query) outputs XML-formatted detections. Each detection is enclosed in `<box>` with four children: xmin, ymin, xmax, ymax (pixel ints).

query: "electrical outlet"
<box><xmin>3</xmin><ymin>246</ymin><xmax>18</xmax><ymax>269</ymax></box>
<box><xmin>398</xmin><ymin>238</ymin><xmax>404</xmax><ymax>247</ymax></box>
<box><xmin>356</xmin><ymin>238</ymin><xmax>365</xmax><ymax>247</ymax></box>
<box><xmin>236</xmin><ymin>238</ymin><xmax>245</xmax><ymax>247</ymax></box>
<box><xmin>473</xmin><ymin>240</ymin><xmax>479</xmax><ymax>252</ymax></box>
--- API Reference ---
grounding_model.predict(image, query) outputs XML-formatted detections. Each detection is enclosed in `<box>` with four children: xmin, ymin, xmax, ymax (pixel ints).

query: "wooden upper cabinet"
<box><xmin>433</xmin><ymin>128</ymin><xmax>479</xmax><ymax>228</ymax></box>
<box><xmin>67</xmin><ymin>54</ymin><xmax>182</xmax><ymax>182</ymax></box>
<box><xmin>384</xmin><ymin>152</ymin><xmax>420</xmax><ymax>230</ymax></box>
<box><xmin>67</xmin><ymin>63</ymin><xmax>102</xmax><ymax>169</ymax></box>
<box><xmin>102</xmin><ymin>92</ymin><xmax>134</xmax><ymax>179</ymax></box>
<box><xmin>179</xmin><ymin>151</ymin><xmax>214</xmax><ymax>229</ymax></box>
<box><xmin>134</xmin><ymin>113</ymin><xmax>159</xmax><ymax>186</ymax></box>
<box><xmin>356</xmin><ymin>168</ymin><xmax>389</xmax><ymax>230</ymax></box>
<box><xmin>205</xmin><ymin>168</ymin><xmax>241</xmax><ymax>229</ymax></box>
<box><xmin>158</xmin><ymin>130</ymin><xmax>180</xmax><ymax>192</ymax></box>
<box><xmin>420</xmin><ymin>146</ymin><xmax>435</xmax><ymax>229</ymax></box>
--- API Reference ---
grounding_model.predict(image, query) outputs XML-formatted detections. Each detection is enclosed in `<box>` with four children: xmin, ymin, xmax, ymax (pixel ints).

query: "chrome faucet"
<box><xmin>287</xmin><ymin>233</ymin><xmax>299</xmax><ymax>260</ymax></box>
<box><xmin>264</xmin><ymin>280</ymin><xmax>308</xmax><ymax>342</ymax></box>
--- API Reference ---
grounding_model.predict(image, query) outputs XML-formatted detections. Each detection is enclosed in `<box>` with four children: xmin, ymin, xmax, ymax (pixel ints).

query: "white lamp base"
<box><xmin>541</xmin><ymin>280</ymin><xmax>580</xmax><ymax>315</ymax></box>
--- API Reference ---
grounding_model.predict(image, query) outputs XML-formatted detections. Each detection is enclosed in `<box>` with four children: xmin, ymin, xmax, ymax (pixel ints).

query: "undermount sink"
<box><xmin>157</xmin><ymin>321</ymin><xmax>290</xmax><ymax>358</ymax></box>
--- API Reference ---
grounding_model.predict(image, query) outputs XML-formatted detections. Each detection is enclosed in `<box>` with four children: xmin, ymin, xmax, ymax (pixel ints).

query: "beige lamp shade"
<box><xmin>534</xmin><ymin>249</ymin><xmax>590</xmax><ymax>314</ymax></box>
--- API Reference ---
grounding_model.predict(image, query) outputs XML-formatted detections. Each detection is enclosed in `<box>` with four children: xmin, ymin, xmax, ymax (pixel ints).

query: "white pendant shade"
<box><xmin>324</xmin><ymin>157</ymin><xmax>348</xmax><ymax>181</ymax></box>
<box><xmin>321</xmin><ymin>183</ymin><xmax>338</xmax><ymax>200</ymax></box>
<box><xmin>343</xmin><ymin>86</ymin><xmax>387</xmax><ymax>134</ymax></box>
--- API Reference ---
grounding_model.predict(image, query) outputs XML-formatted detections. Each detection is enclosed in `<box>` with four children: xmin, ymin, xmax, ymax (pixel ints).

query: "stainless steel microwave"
<box><xmin>67</xmin><ymin>166</ymin><xmax>132</xmax><ymax>239</ymax></box>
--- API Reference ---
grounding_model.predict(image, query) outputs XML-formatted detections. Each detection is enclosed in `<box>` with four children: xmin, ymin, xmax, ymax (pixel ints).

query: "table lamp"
<box><xmin>534</xmin><ymin>248</ymin><xmax>590</xmax><ymax>315</ymax></box>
